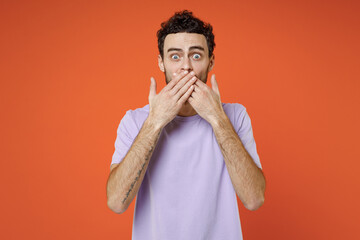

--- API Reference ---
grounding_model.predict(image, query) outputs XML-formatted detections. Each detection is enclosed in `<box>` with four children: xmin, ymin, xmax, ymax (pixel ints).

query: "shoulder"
<box><xmin>222</xmin><ymin>102</ymin><xmax>250</xmax><ymax>132</ymax></box>
<box><xmin>222</xmin><ymin>102</ymin><xmax>246</xmax><ymax>112</ymax></box>
<box><xmin>222</xmin><ymin>102</ymin><xmax>247</xmax><ymax>120</ymax></box>
<box><xmin>121</xmin><ymin>104</ymin><xmax>150</xmax><ymax>130</ymax></box>
<box><xmin>125</xmin><ymin>104</ymin><xmax>150</xmax><ymax>120</ymax></box>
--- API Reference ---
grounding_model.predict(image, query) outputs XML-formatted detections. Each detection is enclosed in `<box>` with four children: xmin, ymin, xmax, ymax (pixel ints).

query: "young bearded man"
<box><xmin>106</xmin><ymin>10</ymin><xmax>266</xmax><ymax>240</ymax></box>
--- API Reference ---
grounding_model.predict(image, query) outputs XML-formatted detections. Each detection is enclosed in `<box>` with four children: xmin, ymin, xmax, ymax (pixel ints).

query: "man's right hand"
<box><xmin>148</xmin><ymin>70</ymin><xmax>197</xmax><ymax>129</ymax></box>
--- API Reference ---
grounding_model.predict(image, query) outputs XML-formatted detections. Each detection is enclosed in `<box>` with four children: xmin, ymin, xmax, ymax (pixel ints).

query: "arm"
<box><xmin>211</xmin><ymin>113</ymin><xmax>266</xmax><ymax>211</ymax></box>
<box><xmin>188</xmin><ymin>74</ymin><xmax>265</xmax><ymax>211</ymax></box>
<box><xmin>106</xmin><ymin>70</ymin><xmax>197</xmax><ymax>214</ymax></box>
<box><xmin>106</xmin><ymin>116</ymin><xmax>162</xmax><ymax>214</ymax></box>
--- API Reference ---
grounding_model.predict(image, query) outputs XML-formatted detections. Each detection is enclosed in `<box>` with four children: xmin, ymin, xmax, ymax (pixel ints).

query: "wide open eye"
<box><xmin>171</xmin><ymin>54</ymin><xmax>180</xmax><ymax>60</ymax></box>
<box><xmin>193</xmin><ymin>53</ymin><xmax>201</xmax><ymax>60</ymax></box>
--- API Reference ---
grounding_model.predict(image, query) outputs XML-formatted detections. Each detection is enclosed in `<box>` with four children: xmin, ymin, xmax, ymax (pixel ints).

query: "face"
<box><xmin>158</xmin><ymin>33</ymin><xmax>214</xmax><ymax>84</ymax></box>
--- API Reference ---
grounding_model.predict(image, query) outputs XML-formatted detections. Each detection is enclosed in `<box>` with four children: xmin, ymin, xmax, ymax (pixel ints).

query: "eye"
<box><xmin>171</xmin><ymin>54</ymin><xmax>180</xmax><ymax>60</ymax></box>
<box><xmin>193</xmin><ymin>53</ymin><xmax>201</xmax><ymax>60</ymax></box>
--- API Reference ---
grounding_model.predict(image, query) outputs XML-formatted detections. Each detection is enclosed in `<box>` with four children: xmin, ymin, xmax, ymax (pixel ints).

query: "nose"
<box><xmin>181</xmin><ymin>56</ymin><xmax>193</xmax><ymax>72</ymax></box>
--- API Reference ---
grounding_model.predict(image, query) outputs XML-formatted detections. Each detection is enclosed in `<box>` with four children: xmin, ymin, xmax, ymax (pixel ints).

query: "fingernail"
<box><xmin>184</xmin><ymin>71</ymin><xmax>188</xmax><ymax>74</ymax></box>
<box><xmin>190</xmin><ymin>71</ymin><xmax>195</xmax><ymax>76</ymax></box>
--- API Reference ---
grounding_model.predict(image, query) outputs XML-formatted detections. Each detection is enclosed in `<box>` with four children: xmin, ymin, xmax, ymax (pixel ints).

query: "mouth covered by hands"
<box><xmin>187</xmin><ymin>73</ymin><xmax>225</xmax><ymax>125</ymax></box>
<box><xmin>148</xmin><ymin>70</ymin><xmax>197</xmax><ymax>128</ymax></box>
<box><xmin>148</xmin><ymin>70</ymin><xmax>224</xmax><ymax>128</ymax></box>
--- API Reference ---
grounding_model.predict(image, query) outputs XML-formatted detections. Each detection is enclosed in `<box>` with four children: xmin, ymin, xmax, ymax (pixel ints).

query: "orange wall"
<box><xmin>1</xmin><ymin>0</ymin><xmax>359</xmax><ymax>239</ymax></box>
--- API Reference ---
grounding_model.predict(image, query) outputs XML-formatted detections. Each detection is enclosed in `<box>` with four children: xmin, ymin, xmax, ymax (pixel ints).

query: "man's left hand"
<box><xmin>188</xmin><ymin>74</ymin><xmax>226</xmax><ymax>125</ymax></box>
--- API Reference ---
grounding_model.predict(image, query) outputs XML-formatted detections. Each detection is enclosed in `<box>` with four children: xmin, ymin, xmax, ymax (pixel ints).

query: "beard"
<box><xmin>164</xmin><ymin>69</ymin><xmax>209</xmax><ymax>85</ymax></box>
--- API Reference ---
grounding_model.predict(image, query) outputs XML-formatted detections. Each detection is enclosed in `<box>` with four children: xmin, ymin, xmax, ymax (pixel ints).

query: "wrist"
<box><xmin>210</xmin><ymin>110</ymin><xmax>229</xmax><ymax>129</ymax></box>
<box><xmin>145</xmin><ymin>113</ymin><xmax>165</xmax><ymax>132</ymax></box>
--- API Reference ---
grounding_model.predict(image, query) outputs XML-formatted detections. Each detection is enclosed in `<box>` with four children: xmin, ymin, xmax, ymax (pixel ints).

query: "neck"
<box><xmin>177</xmin><ymin>101</ymin><xmax>197</xmax><ymax>117</ymax></box>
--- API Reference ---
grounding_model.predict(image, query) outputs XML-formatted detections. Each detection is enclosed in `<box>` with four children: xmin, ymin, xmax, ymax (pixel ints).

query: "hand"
<box><xmin>188</xmin><ymin>74</ymin><xmax>225</xmax><ymax>125</ymax></box>
<box><xmin>148</xmin><ymin>70</ymin><xmax>197</xmax><ymax>128</ymax></box>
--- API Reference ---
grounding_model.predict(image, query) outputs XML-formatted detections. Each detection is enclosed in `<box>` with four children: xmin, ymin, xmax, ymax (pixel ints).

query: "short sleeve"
<box><xmin>234</xmin><ymin>105</ymin><xmax>262</xmax><ymax>169</ymax></box>
<box><xmin>110</xmin><ymin>110</ymin><xmax>140</xmax><ymax>168</ymax></box>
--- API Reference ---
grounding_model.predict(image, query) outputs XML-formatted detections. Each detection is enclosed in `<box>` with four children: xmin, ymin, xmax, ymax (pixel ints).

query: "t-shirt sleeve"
<box><xmin>234</xmin><ymin>104</ymin><xmax>262</xmax><ymax>169</ymax></box>
<box><xmin>110</xmin><ymin>110</ymin><xmax>139</xmax><ymax>168</ymax></box>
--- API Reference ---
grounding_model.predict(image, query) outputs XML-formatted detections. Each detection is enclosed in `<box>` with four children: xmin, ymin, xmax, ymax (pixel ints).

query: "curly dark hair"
<box><xmin>157</xmin><ymin>10</ymin><xmax>215</xmax><ymax>58</ymax></box>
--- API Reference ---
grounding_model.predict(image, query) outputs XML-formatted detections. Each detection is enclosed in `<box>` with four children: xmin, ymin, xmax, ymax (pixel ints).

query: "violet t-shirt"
<box><xmin>111</xmin><ymin>103</ymin><xmax>262</xmax><ymax>240</ymax></box>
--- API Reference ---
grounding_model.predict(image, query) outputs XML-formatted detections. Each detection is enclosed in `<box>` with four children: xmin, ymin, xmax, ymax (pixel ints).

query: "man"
<box><xmin>107</xmin><ymin>10</ymin><xmax>266</xmax><ymax>240</ymax></box>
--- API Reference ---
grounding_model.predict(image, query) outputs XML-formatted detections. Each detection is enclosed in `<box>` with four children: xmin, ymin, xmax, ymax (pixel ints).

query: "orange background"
<box><xmin>1</xmin><ymin>0</ymin><xmax>359</xmax><ymax>239</ymax></box>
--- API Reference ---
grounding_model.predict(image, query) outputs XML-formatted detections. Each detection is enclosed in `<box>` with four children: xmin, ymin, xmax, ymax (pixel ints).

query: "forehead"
<box><xmin>163</xmin><ymin>33</ymin><xmax>208</xmax><ymax>52</ymax></box>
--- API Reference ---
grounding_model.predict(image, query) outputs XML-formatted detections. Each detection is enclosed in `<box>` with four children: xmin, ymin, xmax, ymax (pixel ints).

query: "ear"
<box><xmin>208</xmin><ymin>54</ymin><xmax>215</xmax><ymax>72</ymax></box>
<box><xmin>158</xmin><ymin>55</ymin><xmax>165</xmax><ymax>72</ymax></box>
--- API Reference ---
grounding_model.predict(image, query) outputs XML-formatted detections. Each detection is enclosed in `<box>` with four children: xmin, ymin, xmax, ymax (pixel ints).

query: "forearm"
<box><xmin>106</xmin><ymin>115</ymin><xmax>162</xmax><ymax>213</ymax></box>
<box><xmin>211</xmin><ymin>113</ymin><xmax>266</xmax><ymax>211</ymax></box>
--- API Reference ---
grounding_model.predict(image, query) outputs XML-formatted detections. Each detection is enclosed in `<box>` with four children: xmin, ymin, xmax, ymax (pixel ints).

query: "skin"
<box><xmin>106</xmin><ymin>32</ymin><xmax>266</xmax><ymax>214</ymax></box>
<box><xmin>158</xmin><ymin>33</ymin><xmax>214</xmax><ymax>118</ymax></box>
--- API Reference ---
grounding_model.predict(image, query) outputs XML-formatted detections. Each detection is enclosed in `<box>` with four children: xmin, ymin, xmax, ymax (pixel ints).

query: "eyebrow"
<box><xmin>167</xmin><ymin>46</ymin><xmax>205</xmax><ymax>53</ymax></box>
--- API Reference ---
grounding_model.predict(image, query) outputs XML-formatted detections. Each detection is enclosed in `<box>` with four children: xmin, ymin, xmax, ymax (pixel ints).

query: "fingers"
<box><xmin>210</xmin><ymin>74</ymin><xmax>220</xmax><ymax>96</ymax></box>
<box><xmin>175</xmin><ymin>74</ymin><xmax>197</xmax><ymax>101</ymax></box>
<box><xmin>194</xmin><ymin>76</ymin><xmax>220</xmax><ymax>97</ymax></box>
<box><xmin>149</xmin><ymin>77</ymin><xmax>157</xmax><ymax>100</ymax></box>
<box><xmin>170</xmin><ymin>71</ymin><xmax>196</xmax><ymax>96</ymax></box>
<box><xmin>194</xmin><ymin>77</ymin><xmax>207</xmax><ymax>88</ymax></box>
<box><xmin>178</xmin><ymin>84</ymin><xmax>195</xmax><ymax>105</ymax></box>
<box><xmin>163</xmin><ymin>70</ymin><xmax>188</xmax><ymax>92</ymax></box>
